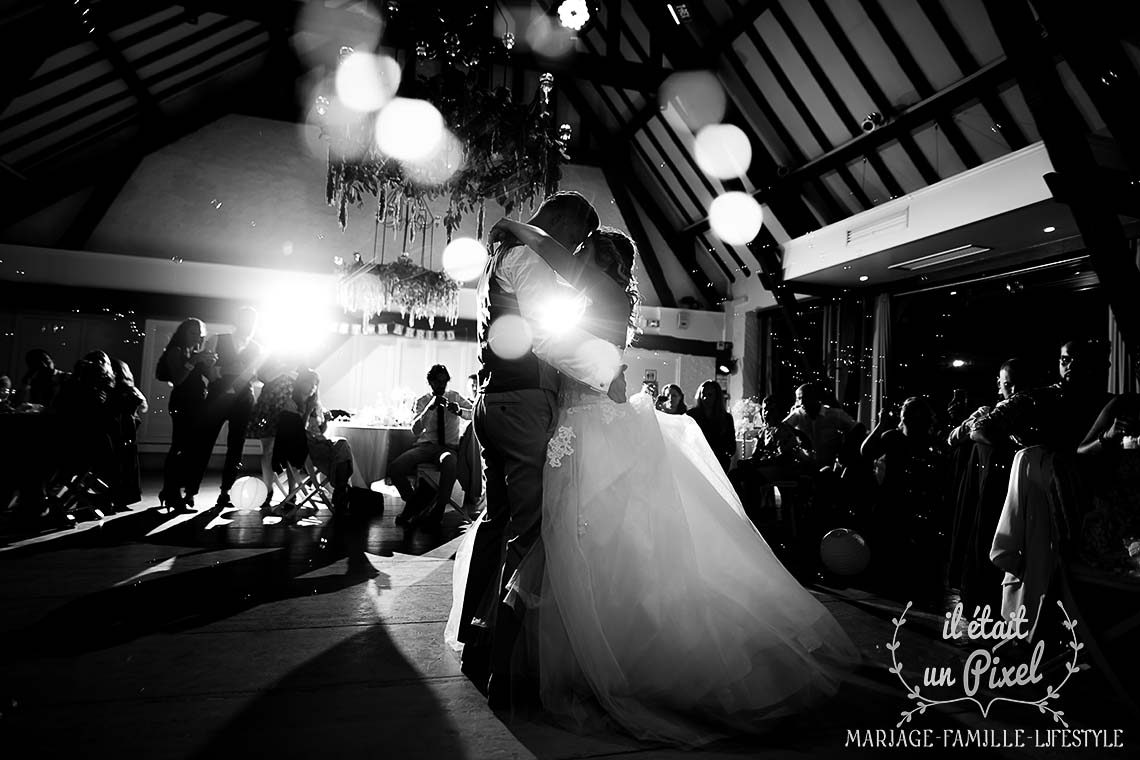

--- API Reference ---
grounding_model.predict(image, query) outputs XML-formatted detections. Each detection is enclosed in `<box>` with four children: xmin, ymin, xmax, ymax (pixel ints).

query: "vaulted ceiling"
<box><xmin>2</xmin><ymin>0</ymin><xmax>1138</xmax><ymax>313</ymax></box>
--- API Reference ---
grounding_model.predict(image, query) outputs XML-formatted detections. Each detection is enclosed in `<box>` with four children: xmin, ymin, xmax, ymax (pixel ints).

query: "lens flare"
<box><xmin>535</xmin><ymin>293</ymin><xmax>586</xmax><ymax>336</ymax></box>
<box><xmin>659</xmin><ymin>71</ymin><xmax>725</xmax><ymax>131</ymax></box>
<box><xmin>375</xmin><ymin>98</ymin><xmax>444</xmax><ymax>162</ymax></box>
<box><xmin>442</xmin><ymin>238</ymin><xmax>488</xmax><ymax>282</ymax></box>
<box><xmin>401</xmin><ymin>129</ymin><xmax>464</xmax><ymax>187</ymax></box>
<box><xmin>708</xmin><ymin>192</ymin><xmax>764</xmax><ymax>245</ymax></box>
<box><xmin>574</xmin><ymin>339</ymin><xmax>622</xmax><ymax>387</ymax></box>
<box><xmin>486</xmin><ymin>315</ymin><xmax>533</xmax><ymax>360</ymax></box>
<box><xmin>694</xmin><ymin>124</ymin><xmax>752</xmax><ymax>179</ymax></box>
<box><xmin>335</xmin><ymin>52</ymin><xmax>400</xmax><ymax>113</ymax></box>
<box><xmin>526</xmin><ymin>14</ymin><xmax>574</xmax><ymax>58</ymax></box>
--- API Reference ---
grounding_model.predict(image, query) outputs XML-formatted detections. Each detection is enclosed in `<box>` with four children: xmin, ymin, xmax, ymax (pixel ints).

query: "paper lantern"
<box><xmin>231</xmin><ymin>476</ymin><xmax>269</xmax><ymax>511</ymax></box>
<box><xmin>820</xmin><ymin>528</ymin><xmax>870</xmax><ymax>576</ymax></box>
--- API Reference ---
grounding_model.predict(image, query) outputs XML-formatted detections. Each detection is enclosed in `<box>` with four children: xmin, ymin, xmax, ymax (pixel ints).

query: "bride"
<box><xmin>448</xmin><ymin>219</ymin><xmax>860</xmax><ymax>747</ymax></box>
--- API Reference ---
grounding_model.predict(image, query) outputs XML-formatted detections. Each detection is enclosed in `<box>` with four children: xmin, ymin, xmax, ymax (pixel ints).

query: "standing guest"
<box><xmin>157</xmin><ymin>319</ymin><xmax>217</xmax><ymax>514</ymax></box>
<box><xmin>687</xmin><ymin>380</ymin><xmax>735</xmax><ymax>472</ymax></box>
<box><xmin>191</xmin><ymin>306</ymin><xmax>263</xmax><ymax>508</ymax></box>
<box><xmin>17</xmin><ymin>349</ymin><xmax>69</xmax><ymax>407</ymax></box>
<box><xmin>657</xmin><ymin>383</ymin><xmax>687</xmax><ymax>415</ymax></box>
<box><xmin>1036</xmin><ymin>339</ymin><xmax>1113</xmax><ymax>452</ymax></box>
<box><xmin>468</xmin><ymin>373</ymin><xmax>481</xmax><ymax>400</ymax></box>
<box><xmin>0</xmin><ymin>375</ymin><xmax>14</xmax><ymax>412</ymax></box>
<box><xmin>783</xmin><ymin>382</ymin><xmax>860</xmax><ymax>470</ymax></box>
<box><xmin>108</xmin><ymin>359</ymin><xmax>147</xmax><ymax>512</ymax></box>
<box><xmin>246</xmin><ymin>356</ymin><xmax>298</xmax><ymax>512</ymax></box>
<box><xmin>390</xmin><ymin>364</ymin><xmax>473</xmax><ymax>526</ymax></box>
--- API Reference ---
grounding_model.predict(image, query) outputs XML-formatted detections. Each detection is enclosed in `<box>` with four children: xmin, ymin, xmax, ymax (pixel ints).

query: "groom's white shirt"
<box><xmin>482</xmin><ymin>244</ymin><xmax>614</xmax><ymax>392</ymax></box>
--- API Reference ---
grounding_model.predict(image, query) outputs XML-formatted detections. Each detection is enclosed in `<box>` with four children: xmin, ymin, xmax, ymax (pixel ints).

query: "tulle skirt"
<box><xmin>447</xmin><ymin>391</ymin><xmax>859</xmax><ymax>746</ymax></box>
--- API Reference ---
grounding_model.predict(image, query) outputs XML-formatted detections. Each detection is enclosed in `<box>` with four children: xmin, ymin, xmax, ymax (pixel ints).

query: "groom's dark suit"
<box><xmin>460</xmin><ymin>242</ymin><xmax>613</xmax><ymax>698</ymax></box>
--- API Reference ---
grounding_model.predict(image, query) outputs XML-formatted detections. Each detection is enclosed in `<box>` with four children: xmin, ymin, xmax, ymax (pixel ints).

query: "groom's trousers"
<box><xmin>460</xmin><ymin>388</ymin><xmax>558</xmax><ymax>679</ymax></box>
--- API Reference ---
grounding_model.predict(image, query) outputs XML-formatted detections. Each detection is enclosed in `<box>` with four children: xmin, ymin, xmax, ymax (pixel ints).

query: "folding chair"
<box><xmin>415</xmin><ymin>463</ymin><xmax>472</xmax><ymax>524</ymax></box>
<box><xmin>271</xmin><ymin>412</ymin><xmax>334</xmax><ymax>518</ymax></box>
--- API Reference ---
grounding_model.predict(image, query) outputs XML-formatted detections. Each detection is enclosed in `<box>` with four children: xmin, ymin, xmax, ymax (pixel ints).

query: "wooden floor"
<box><xmin>0</xmin><ymin>472</ymin><xmax>1133</xmax><ymax>759</ymax></box>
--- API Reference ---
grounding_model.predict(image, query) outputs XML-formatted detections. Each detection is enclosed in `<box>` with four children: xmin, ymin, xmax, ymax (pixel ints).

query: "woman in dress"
<box><xmin>687</xmin><ymin>380</ymin><xmax>736</xmax><ymax>472</ymax></box>
<box><xmin>449</xmin><ymin>220</ymin><xmax>858</xmax><ymax>747</ymax></box>
<box><xmin>157</xmin><ymin>318</ymin><xmax>216</xmax><ymax>513</ymax></box>
<box><xmin>246</xmin><ymin>355</ymin><xmax>298</xmax><ymax>512</ymax></box>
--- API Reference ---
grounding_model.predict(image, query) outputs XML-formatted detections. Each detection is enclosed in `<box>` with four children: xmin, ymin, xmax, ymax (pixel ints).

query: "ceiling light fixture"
<box><xmin>558</xmin><ymin>0</ymin><xmax>589</xmax><ymax>31</ymax></box>
<box><xmin>888</xmin><ymin>244</ymin><xmax>991</xmax><ymax>272</ymax></box>
<box><xmin>859</xmin><ymin>275</ymin><xmax>869</xmax><ymax>282</ymax></box>
<box><xmin>1043</xmin><ymin>226</ymin><xmax>1056</xmax><ymax>233</ymax></box>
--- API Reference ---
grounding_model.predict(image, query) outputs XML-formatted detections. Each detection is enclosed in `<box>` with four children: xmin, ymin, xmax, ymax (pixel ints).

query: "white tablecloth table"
<box><xmin>325</xmin><ymin>423</ymin><xmax>416</xmax><ymax>488</ymax></box>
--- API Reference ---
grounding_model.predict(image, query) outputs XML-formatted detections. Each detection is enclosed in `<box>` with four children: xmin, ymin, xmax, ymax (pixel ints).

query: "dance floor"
<box><xmin>0</xmin><ymin>472</ymin><xmax>1132</xmax><ymax>759</ymax></box>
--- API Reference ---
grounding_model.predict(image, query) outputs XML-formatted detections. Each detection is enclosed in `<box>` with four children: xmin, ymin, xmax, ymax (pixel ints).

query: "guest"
<box><xmin>1075</xmin><ymin>393</ymin><xmax>1140</xmax><ymax>572</ymax></box>
<box><xmin>108</xmin><ymin>359</ymin><xmax>147</xmax><ymax>513</ymax></box>
<box><xmin>192</xmin><ymin>306</ymin><xmax>263</xmax><ymax>508</ymax></box>
<box><xmin>657</xmin><ymin>383</ymin><xmax>687</xmax><ymax>415</ymax></box>
<box><xmin>468</xmin><ymin>373</ymin><xmax>480</xmax><ymax>400</ymax></box>
<box><xmin>687</xmin><ymin>380</ymin><xmax>735</xmax><ymax>472</ymax></box>
<box><xmin>783</xmin><ymin>382</ymin><xmax>860</xmax><ymax>470</ymax></box>
<box><xmin>246</xmin><ymin>356</ymin><xmax>298</xmax><ymax>512</ymax></box>
<box><xmin>287</xmin><ymin>369</ymin><xmax>354</xmax><ymax>515</ymax></box>
<box><xmin>640</xmin><ymin>380</ymin><xmax>659</xmax><ymax>403</ymax></box>
<box><xmin>17</xmin><ymin>349</ymin><xmax>68</xmax><ymax>407</ymax></box>
<box><xmin>990</xmin><ymin>395</ymin><xmax>1081</xmax><ymax>635</ymax></box>
<box><xmin>53</xmin><ymin>352</ymin><xmax>118</xmax><ymax>498</ymax></box>
<box><xmin>158</xmin><ymin>318</ymin><xmax>217</xmax><ymax>514</ymax></box>
<box><xmin>0</xmin><ymin>375</ymin><xmax>13</xmax><ymax>412</ymax></box>
<box><xmin>730</xmin><ymin>395</ymin><xmax>812</xmax><ymax>502</ymax></box>
<box><xmin>862</xmin><ymin>396</ymin><xmax>948</xmax><ymax>603</ymax></box>
<box><xmin>390</xmin><ymin>364</ymin><xmax>473</xmax><ymax>526</ymax></box>
<box><xmin>1036</xmin><ymin>339</ymin><xmax>1113</xmax><ymax>452</ymax></box>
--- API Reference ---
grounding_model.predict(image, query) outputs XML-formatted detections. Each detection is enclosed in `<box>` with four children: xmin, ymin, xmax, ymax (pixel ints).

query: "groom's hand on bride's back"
<box><xmin>488</xmin><ymin>219</ymin><xmax>519</xmax><ymax>251</ymax></box>
<box><xmin>607</xmin><ymin>364</ymin><xmax>629</xmax><ymax>404</ymax></box>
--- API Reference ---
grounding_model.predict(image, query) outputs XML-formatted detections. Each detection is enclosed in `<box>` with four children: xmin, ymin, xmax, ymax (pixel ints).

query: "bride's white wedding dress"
<box><xmin>448</xmin><ymin>385</ymin><xmax>860</xmax><ymax>746</ymax></box>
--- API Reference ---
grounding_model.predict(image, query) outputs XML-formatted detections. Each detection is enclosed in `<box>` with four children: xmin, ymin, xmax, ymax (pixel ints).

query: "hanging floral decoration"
<box><xmin>335</xmin><ymin>252</ymin><xmax>459</xmax><ymax>327</ymax></box>
<box><xmin>320</xmin><ymin>2</ymin><xmax>572</xmax><ymax>325</ymax></box>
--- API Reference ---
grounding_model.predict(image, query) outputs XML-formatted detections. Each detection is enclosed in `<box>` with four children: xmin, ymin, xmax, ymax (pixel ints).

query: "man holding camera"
<box><xmin>389</xmin><ymin>364</ymin><xmax>473</xmax><ymax>526</ymax></box>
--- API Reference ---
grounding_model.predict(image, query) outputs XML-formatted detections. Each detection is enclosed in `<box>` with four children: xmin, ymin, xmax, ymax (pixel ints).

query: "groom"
<box><xmin>459</xmin><ymin>191</ymin><xmax>627</xmax><ymax>707</ymax></box>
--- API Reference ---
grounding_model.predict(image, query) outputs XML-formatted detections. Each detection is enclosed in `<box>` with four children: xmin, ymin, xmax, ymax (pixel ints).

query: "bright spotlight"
<box><xmin>401</xmin><ymin>129</ymin><xmax>464</xmax><ymax>187</ymax></box>
<box><xmin>558</xmin><ymin>0</ymin><xmax>589</xmax><ymax>31</ymax></box>
<box><xmin>335</xmin><ymin>52</ymin><xmax>400</xmax><ymax>113</ymax></box>
<box><xmin>659</xmin><ymin>71</ymin><xmax>725</xmax><ymax>131</ymax></box>
<box><xmin>952</xmin><ymin>359</ymin><xmax>967</xmax><ymax>368</ymax></box>
<box><xmin>694</xmin><ymin>124</ymin><xmax>752</xmax><ymax>179</ymax></box>
<box><xmin>442</xmin><ymin>238</ymin><xmax>488</xmax><ymax>282</ymax></box>
<box><xmin>258</xmin><ymin>279</ymin><xmax>334</xmax><ymax>359</ymax></box>
<box><xmin>375</xmin><ymin>98</ymin><xmax>444</xmax><ymax>162</ymax></box>
<box><xmin>536</xmin><ymin>293</ymin><xmax>586</xmax><ymax>336</ymax></box>
<box><xmin>486</xmin><ymin>314</ymin><xmax>533</xmax><ymax>360</ymax></box>
<box><xmin>708</xmin><ymin>192</ymin><xmax>764</xmax><ymax>245</ymax></box>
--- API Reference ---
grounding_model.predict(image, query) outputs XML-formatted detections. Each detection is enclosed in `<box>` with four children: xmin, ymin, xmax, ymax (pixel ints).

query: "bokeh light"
<box><xmin>486</xmin><ymin>314</ymin><xmax>533</xmax><ymax>360</ymax></box>
<box><xmin>708</xmin><ymin>192</ymin><xmax>764</xmax><ymax>245</ymax></box>
<box><xmin>258</xmin><ymin>277</ymin><xmax>335</xmax><ymax>360</ymax></box>
<box><xmin>526</xmin><ymin>13</ymin><xmax>574</xmax><ymax>59</ymax></box>
<box><xmin>401</xmin><ymin>129</ymin><xmax>464</xmax><ymax>187</ymax></box>
<box><xmin>375</xmin><ymin>98</ymin><xmax>444</xmax><ymax>162</ymax></box>
<box><xmin>293</xmin><ymin>3</ymin><xmax>382</xmax><ymax>69</ymax></box>
<box><xmin>335</xmin><ymin>52</ymin><xmax>400</xmax><ymax>113</ymax></box>
<box><xmin>442</xmin><ymin>237</ymin><xmax>488</xmax><ymax>282</ymax></box>
<box><xmin>659</xmin><ymin>71</ymin><xmax>725</xmax><ymax>131</ymax></box>
<box><xmin>694</xmin><ymin>124</ymin><xmax>752</xmax><ymax>179</ymax></box>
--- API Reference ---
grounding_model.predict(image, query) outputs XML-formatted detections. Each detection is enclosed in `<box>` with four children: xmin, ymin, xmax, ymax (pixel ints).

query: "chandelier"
<box><xmin>320</xmin><ymin>3</ymin><xmax>572</xmax><ymax>326</ymax></box>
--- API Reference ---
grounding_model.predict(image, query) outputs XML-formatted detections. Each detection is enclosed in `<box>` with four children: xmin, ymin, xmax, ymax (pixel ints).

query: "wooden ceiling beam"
<box><xmin>809</xmin><ymin>0</ymin><xmax>940</xmax><ymax>185</ymax></box>
<box><xmin>680</xmin><ymin>56</ymin><xmax>1015</xmax><ymax>237</ymax></box>
<box><xmin>918</xmin><ymin>0</ymin><xmax>1028</xmax><ymax>151</ymax></box>
<box><xmin>859</xmin><ymin>0</ymin><xmax>981</xmax><ymax>169</ymax></box>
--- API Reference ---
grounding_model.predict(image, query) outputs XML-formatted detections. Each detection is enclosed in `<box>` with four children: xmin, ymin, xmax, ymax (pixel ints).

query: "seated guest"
<box><xmin>687</xmin><ymin>380</ymin><xmax>735</xmax><ymax>472</ymax></box>
<box><xmin>291</xmin><ymin>368</ymin><xmax>353</xmax><ymax>514</ymax></box>
<box><xmin>730</xmin><ymin>395</ymin><xmax>812</xmax><ymax>502</ymax></box>
<box><xmin>391</xmin><ymin>364</ymin><xmax>473</xmax><ymax>526</ymax></box>
<box><xmin>246</xmin><ymin>355</ymin><xmax>299</xmax><ymax>512</ymax></box>
<box><xmin>783</xmin><ymin>382</ymin><xmax>861</xmax><ymax>470</ymax></box>
<box><xmin>51</xmin><ymin>352</ymin><xmax>119</xmax><ymax>510</ymax></box>
<box><xmin>18</xmin><ymin>349</ymin><xmax>69</xmax><ymax>407</ymax></box>
<box><xmin>657</xmin><ymin>383</ymin><xmax>687</xmax><ymax>415</ymax></box>
<box><xmin>1075</xmin><ymin>393</ymin><xmax>1140</xmax><ymax>572</ymax></box>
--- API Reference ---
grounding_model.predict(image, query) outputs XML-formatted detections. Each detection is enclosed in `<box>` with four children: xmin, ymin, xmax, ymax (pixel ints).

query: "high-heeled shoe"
<box><xmin>159</xmin><ymin>490</ymin><xmax>193</xmax><ymax>515</ymax></box>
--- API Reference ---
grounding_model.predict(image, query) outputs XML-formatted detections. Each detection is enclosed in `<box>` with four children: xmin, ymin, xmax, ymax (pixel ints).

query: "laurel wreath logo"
<box><xmin>888</xmin><ymin>600</ymin><xmax>1082</xmax><ymax>728</ymax></box>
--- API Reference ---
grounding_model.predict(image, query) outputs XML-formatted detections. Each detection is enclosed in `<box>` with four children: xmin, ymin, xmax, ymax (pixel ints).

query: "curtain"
<box><xmin>870</xmin><ymin>294</ymin><xmax>891</xmax><ymax>426</ymax></box>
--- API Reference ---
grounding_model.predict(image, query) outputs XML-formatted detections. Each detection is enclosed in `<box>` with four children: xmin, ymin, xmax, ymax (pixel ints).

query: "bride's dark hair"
<box><xmin>591</xmin><ymin>227</ymin><xmax>641</xmax><ymax>341</ymax></box>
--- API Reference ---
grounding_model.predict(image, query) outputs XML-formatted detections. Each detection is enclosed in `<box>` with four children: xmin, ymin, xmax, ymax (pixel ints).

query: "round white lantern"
<box><xmin>231</xmin><ymin>476</ymin><xmax>269</xmax><ymax>511</ymax></box>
